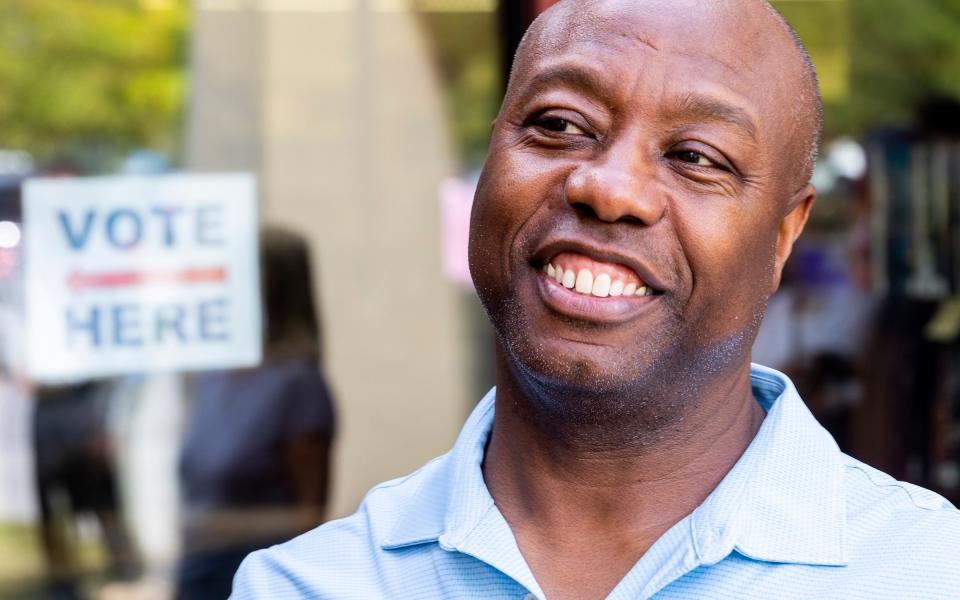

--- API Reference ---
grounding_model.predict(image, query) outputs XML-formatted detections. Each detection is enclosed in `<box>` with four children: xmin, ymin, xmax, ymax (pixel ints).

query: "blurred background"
<box><xmin>0</xmin><ymin>0</ymin><xmax>958</xmax><ymax>598</ymax></box>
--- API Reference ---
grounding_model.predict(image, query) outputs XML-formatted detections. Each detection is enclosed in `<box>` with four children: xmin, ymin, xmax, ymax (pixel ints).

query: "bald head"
<box><xmin>507</xmin><ymin>0</ymin><xmax>823</xmax><ymax>189</ymax></box>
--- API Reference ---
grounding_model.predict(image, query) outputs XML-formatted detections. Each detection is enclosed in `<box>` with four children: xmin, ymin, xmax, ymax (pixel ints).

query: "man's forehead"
<box><xmin>510</xmin><ymin>0</ymin><xmax>789</xmax><ymax>114</ymax></box>
<box><xmin>512</xmin><ymin>1</ymin><xmax>774</xmax><ymax>118</ymax></box>
<box><xmin>527</xmin><ymin>0</ymin><xmax>767</xmax><ymax>61</ymax></box>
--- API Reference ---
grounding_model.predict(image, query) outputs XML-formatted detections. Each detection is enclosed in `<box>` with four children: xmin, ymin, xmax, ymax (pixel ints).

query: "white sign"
<box><xmin>23</xmin><ymin>173</ymin><xmax>261</xmax><ymax>382</ymax></box>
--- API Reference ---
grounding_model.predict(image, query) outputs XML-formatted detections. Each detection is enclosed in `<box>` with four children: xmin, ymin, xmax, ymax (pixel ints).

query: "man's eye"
<box><xmin>534</xmin><ymin>116</ymin><xmax>587</xmax><ymax>136</ymax></box>
<box><xmin>671</xmin><ymin>150</ymin><xmax>717</xmax><ymax>168</ymax></box>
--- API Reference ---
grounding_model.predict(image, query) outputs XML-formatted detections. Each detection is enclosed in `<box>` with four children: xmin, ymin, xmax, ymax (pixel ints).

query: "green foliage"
<box><xmin>416</xmin><ymin>10</ymin><xmax>501</xmax><ymax>169</ymax></box>
<box><xmin>773</xmin><ymin>0</ymin><xmax>850</xmax><ymax>104</ymax></box>
<box><xmin>842</xmin><ymin>0</ymin><xmax>960</xmax><ymax>135</ymax></box>
<box><xmin>776</xmin><ymin>0</ymin><xmax>960</xmax><ymax>140</ymax></box>
<box><xmin>0</xmin><ymin>0</ymin><xmax>188</xmax><ymax>171</ymax></box>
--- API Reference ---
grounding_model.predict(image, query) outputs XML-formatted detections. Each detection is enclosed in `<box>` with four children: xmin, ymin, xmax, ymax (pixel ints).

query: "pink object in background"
<box><xmin>440</xmin><ymin>177</ymin><xmax>477</xmax><ymax>291</ymax></box>
<box><xmin>533</xmin><ymin>0</ymin><xmax>562</xmax><ymax>13</ymax></box>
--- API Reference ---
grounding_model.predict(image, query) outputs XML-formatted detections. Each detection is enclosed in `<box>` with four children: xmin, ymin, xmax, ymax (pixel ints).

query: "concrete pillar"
<box><xmin>187</xmin><ymin>0</ymin><xmax>469</xmax><ymax>517</ymax></box>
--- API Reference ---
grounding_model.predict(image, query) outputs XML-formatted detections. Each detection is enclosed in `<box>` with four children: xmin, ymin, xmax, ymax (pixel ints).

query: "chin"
<box><xmin>500</xmin><ymin>326</ymin><xmax>663</xmax><ymax>399</ymax></box>
<box><xmin>500</xmin><ymin>336</ymin><xmax>688</xmax><ymax>446</ymax></box>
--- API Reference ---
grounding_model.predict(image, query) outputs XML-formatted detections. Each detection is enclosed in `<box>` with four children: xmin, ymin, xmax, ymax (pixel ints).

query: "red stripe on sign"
<box><xmin>68</xmin><ymin>267</ymin><xmax>227</xmax><ymax>291</ymax></box>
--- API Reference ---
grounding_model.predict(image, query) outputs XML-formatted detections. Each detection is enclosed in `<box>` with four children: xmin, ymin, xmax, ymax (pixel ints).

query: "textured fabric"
<box><xmin>231</xmin><ymin>365</ymin><xmax>960</xmax><ymax>599</ymax></box>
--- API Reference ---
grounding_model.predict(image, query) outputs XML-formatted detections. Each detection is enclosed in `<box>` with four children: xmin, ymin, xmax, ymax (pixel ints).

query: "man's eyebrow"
<box><xmin>669</xmin><ymin>93</ymin><xmax>758</xmax><ymax>140</ymax></box>
<box><xmin>519</xmin><ymin>66</ymin><xmax>760</xmax><ymax>141</ymax></box>
<box><xmin>522</xmin><ymin>64</ymin><xmax>616</xmax><ymax>103</ymax></box>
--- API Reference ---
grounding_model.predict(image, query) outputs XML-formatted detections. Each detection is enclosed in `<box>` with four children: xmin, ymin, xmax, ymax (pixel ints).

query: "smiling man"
<box><xmin>231</xmin><ymin>1</ymin><xmax>960</xmax><ymax>598</ymax></box>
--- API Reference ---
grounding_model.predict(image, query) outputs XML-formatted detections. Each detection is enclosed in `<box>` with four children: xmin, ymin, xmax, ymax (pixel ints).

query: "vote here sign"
<box><xmin>23</xmin><ymin>173</ymin><xmax>261</xmax><ymax>382</ymax></box>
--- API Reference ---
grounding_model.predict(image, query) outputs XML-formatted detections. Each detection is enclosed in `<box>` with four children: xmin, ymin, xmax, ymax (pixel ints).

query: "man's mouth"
<box><xmin>540</xmin><ymin>251</ymin><xmax>657</xmax><ymax>298</ymax></box>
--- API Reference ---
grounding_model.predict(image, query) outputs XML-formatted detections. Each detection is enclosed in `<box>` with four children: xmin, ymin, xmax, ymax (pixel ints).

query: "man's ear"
<box><xmin>771</xmin><ymin>183</ymin><xmax>816</xmax><ymax>292</ymax></box>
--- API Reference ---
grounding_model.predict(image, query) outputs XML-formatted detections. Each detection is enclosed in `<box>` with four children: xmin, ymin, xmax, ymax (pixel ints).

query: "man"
<box><xmin>232</xmin><ymin>0</ymin><xmax>960</xmax><ymax>598</ymax></box>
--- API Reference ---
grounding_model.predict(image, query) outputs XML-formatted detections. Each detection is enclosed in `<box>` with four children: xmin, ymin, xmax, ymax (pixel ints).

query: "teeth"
<box><xmin>575</xmin><ymin>269</ymin><xmax>593</xmax><ymax>294</ymax></box>
<box><xmin>545</xmin><ymin>262</ymin><xmax>653</xmax><ymax>298</ymax></box>
<box><xmin>592</xmin><ymin>273</ymin><xmax>611</xmax><ymax>297</ymax></box>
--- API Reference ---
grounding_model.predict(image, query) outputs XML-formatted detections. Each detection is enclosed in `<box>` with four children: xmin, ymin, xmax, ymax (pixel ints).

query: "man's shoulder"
<box><xmin>230</xmin><ymin>454</ymin><xmax>451</xmax><ymax>599</ymax></box>
<box><xmin>842</xmin><ymin>454</ymin><xmax>956</xmax><ymax>511</ymax></box>
<box><xmin>840</xmin><ymin>453</ymin><xmax>960</xmax><ymax>575</ymax></box>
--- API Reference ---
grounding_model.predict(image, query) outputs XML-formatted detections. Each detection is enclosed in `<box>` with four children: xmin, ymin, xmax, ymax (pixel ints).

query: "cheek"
<box><xmin>469</xmin><ymin>151</ymin><xmax>561</xmax><ymax>275</ymax></box>
<box><xmin>673</xmin><ymin>200</ymin><xmax>779</xmax><ymax>332</ymax></box>
<box><xmin>469</xmin><ymin>154</ymin><xmax>538</xmax><ymax>290</ymax></box>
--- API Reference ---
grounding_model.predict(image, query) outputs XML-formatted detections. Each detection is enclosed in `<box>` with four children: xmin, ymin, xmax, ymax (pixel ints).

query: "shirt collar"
<box><xmin>382</xmin><ymin>387</ymin><xmax>497</xmax><ymax>548</ymax></box>
<box><xmin>383</xmin><ymin>364</ymin><xmax>848</xmax><ymax>568</ymax></box>
<box><xmin>692</xmin><ymin>364</ymin><xmax>847</xmax><ymax>567</ymax></box>
<box><xmin>383</xmin><ymin>388</ymin><xmax>546</xmax><ymax>595</ymax></box>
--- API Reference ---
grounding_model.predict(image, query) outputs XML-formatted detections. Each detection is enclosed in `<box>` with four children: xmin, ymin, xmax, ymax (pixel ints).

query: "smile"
<box><xmin>533</xmin><ymin>251</ymin><xmax>661</xmax><ymax>324</ymax></box>
<box><xmin>542</xmin><ymin>251</ymin><xmax>655</xmax><ymax>298</ymax></box>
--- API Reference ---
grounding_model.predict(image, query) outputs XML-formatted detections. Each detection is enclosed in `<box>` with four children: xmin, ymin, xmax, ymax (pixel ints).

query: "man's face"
<box><xmin>469</xmin><ymin>0</ymin><xmax>812</xmax><ymax>399</ymax></box>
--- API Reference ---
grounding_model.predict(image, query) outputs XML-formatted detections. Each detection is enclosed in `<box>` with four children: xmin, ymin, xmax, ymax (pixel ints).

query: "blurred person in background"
<box><xmin>27</xmin><ymin>160</ymin><xmax>142</xmax><ymax>600</ymax></box>
<box><xmin>33</xmin><ymin>379</ymin><xmax>141</xmax><ymax>600</ymax></box>
<box><xmin>177</xmin><ymin>226</ymin><xmax>336</xmax><ymax>600</ymax></box>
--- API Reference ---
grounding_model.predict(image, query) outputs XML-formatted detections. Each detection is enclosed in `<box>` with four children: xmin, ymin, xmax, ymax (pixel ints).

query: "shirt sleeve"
<box><xmin>231</xmin><ymin>547</ymin><xmax>300</xmax><ymax>600</ymax></box>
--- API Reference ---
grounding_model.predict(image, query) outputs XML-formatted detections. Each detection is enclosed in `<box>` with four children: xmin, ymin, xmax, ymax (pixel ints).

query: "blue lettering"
<box><xmin>155</xmin><ymin>304</ymin><xmax>187</xmax><ymax>343</ymax></box>
<box><xmin>112</xmin><ymin>305</ymin><xmax>143</xmax><ymax>346</ymax></box>
<box><xmin>66</xmin><ymin>306</ymin><xmax>101</xmax><ymax>348</ymax></box>
<box><xmin>58</xmin><ymin>210</ymin><xmax>96</xmax><ymax>251</ymax></box>
<box><xmin>196</xmin><ymin>205</ymin><xmax>224</xmax><ymax>246</ymax></box>
<box><xmin>151</xmin><ymin>206</ymin><xmax>183</xmax><ymax>247</ymax></box>
<box><xmin>198</xmin><ymin>298</ymin><xmax>229</xmax><ymax>341</ymax></box>
<box><xmin>105</xmin><ymin>209</ymin><xmax>143</xmax><ymax>250</ymax></box>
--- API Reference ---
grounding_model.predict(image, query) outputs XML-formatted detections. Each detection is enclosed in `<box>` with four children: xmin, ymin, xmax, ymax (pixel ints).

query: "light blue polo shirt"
<box><xmin>231</xmin><ymin>364</ymin><xmax>960</xmax><ymax>599</ymax></box>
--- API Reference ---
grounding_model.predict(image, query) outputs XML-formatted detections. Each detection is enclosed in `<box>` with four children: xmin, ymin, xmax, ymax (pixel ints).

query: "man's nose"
<box><xmin>563</xmin><ymin>149</ymin><xmax>665</xmax><ymax>225</ymax></box>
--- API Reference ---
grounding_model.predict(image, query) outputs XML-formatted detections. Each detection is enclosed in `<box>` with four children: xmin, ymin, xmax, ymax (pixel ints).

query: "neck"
<box><xmin>482</xmin><ymin>352</ymin><xmax>765</xmax><ymax>553</ymax></box>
